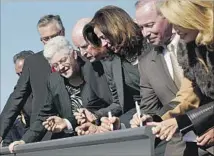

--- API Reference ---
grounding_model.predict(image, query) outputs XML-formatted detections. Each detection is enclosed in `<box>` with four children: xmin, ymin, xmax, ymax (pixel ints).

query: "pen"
<box><xmin>108</xmin><ymin>111</ymin><xmax>114</xmax><ymax>131</ymax></box>
<box><xmin>135</xmin><ymin>101</ymin><xmax>143</xmax><ymax>127</ymax></box>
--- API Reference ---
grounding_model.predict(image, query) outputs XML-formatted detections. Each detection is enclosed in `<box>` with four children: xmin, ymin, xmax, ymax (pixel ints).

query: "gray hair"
<box><xmin>135</xmin><ymin>0</ymin><xmax>162</xmax><ymax>15</ymax></box>
<box><xmin>44</xmin><ymin>36</ymin><xmax>73</xmax><ymax>62</ymax></box>
<box><xmin>37</xmin><ymin>14</ymin><xmax>64</xmax><ymax>31</ymax></box>
<box><xmin>13</xmin><ymin>50</ymin><xmax>34</xmax><ymax>63</ymax></box>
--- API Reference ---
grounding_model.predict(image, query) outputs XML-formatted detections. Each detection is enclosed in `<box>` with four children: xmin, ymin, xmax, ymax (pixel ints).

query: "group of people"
<box><xmin>0</xmin><ymin>0</ymin><xmax>213</xmax><ymax>156</ymax></box>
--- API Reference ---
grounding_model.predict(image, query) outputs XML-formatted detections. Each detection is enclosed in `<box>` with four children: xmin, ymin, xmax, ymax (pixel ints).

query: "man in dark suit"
<box><xmin>2</xmin><ymin>51</ymin><xmax>34</xmax><ymax>147</ymax></box>
<box><xmin>0</xmin><ymin>14</ymin><xmax>65</xmax><ymax>144</ymax></box>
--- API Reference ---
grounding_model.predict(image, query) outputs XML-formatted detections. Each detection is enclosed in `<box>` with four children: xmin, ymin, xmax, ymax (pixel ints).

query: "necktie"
<box><xmin>169</xmin><ymin>44</ymin><xmax>183</xmax><ymax>89</ymax></box>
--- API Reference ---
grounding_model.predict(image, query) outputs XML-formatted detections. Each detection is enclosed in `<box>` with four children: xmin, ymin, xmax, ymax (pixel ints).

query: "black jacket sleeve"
<box><xmin>94</xmin><ymin>61</ymin><xmax>122</xmax><ymax>118</ymax></box>
<box><xmin>176</xmin><ymin>101</ymin><xmax>214</xmax><ymax>135</ymax></box>
<box><xmin>22</xmin><ymin>73</ymin><xmax>77</xmax><ymax>143</ymax></box>
<box><xmin>21</xmin><ymin>82</ymin><xmax>55</xmax><ymax>143</ymax></box>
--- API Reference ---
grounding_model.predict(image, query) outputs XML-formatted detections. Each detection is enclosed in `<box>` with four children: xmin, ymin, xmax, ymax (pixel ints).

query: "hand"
<box><xmin>197</xmin><ymin>128</ymin><xmax>214</xmax><ymax>147</ymax></box>
<box><xmin>130</xmin><ymin>113</ymin><xmax>152</xmax><ymax>128</ymax></box>
<box><xmin>147</xmin><ymin>118</ymin><xmax>178</xmax><ymax>141</ymax></box>
<box><xmin>75</xmin><ymin>122</ymin><xmax>100</xmax><ymax>136</ymax></box>
<box><xmin>100</xmin><ymin>116</ymin><xmax>120</xmax><ymax>132</ymax></box>
<box><xmin>8</xmin><ymin>140</ymin><xmax>25</xmax><ymax>153</ymax></box>
<box><xmin>74</xmin><ymin>108</ymin><xmax>97</xmax><ymax>125</ymax></box>
<box><xmin>42</xmin><ymin>116</ymin><xmax>67</xmax><ymax>133</ymax></box>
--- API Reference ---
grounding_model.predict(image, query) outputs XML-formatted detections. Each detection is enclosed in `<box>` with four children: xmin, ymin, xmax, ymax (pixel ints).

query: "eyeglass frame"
<box><xmin>51</xmin><ymin>49</ymin><xmax>80</xmax><ymax>71</ymax></box>
<box><xmin>40</xmin><ymin>29</ymin><xmax>63</xmax><ymax>42</ymax></box>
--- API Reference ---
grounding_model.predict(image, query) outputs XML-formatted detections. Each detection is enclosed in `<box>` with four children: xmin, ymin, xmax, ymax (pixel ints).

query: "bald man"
<box><xmin>72</xmin><ymin>18</ymin><xmax>100</xmax><ymax>62</ymax></box>
<box><xmin>71</xmin><ymin>18</ymin><xmax>116</xmax><ymax>121</ymax></box>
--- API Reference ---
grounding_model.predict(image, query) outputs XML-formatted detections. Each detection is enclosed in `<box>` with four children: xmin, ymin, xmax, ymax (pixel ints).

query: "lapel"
<box><xmin>112</xmin><ymin>56</ymin><xmax>124</xmax><ymax>111</ymax></box>
<box><xmin>151</xmin><ymin>47</ymin><xmax>178</xmax><ymax>95</ymax></box>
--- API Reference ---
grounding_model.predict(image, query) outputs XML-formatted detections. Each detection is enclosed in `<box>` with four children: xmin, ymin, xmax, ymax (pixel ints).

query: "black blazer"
<box><xmin>101</xmin><ymin>55</ymin><xmax>140</xmax><ymax>121</ymax></box>
<box><xmin>0</xmin><ymin>52</ymin><xmax>51</xmax><ymax>139</ymax></box>
<box><xmin>138</xmin><ymin>47</ymin><xmax>179</xmax><ymax>116</ymax></box>
<box><xmin>81</xmin><ymin>60</ymin><xmax>113</xmax><ymax>118</ymax></box>
<box><xmin>22</xmin><ymin>72</ymin><xmax>78</xmax><ymax>143</ymax></box>
<box><xmin>22</xmin><ymin>59</ymin><xmax>113</xmax><ymax>143</ymax></box>
<box><xmin>21</xmin><ymin>93</ymin><xmax>33</xmax><ymax>127</ymax></box>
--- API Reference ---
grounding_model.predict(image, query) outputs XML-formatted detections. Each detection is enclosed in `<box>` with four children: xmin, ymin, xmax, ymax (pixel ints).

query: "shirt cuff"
<box><xmin>63</xmin><ymin>119</ymin><xmax>73</xmax><ymax>131</ymax></box>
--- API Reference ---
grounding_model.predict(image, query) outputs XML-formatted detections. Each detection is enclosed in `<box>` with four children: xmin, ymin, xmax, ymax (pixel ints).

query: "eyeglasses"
<box><xmin>51</xmin><ymin>56</ymin><xmax>69</xmax><ymax>70</ymax></box>
<box><xmin>40</xmin><ymin>30</ymin><xmax>62</xmax><ymax>42</ymax></box>
<box><xmin>51</xmin><ymin>50</ymin><xmax>80</xmax><ymax>70</ymax></box>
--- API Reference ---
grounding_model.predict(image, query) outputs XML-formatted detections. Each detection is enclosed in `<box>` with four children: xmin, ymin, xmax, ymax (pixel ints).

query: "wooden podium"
<box><xmin>0</xmin><ymin>126</ymin><xmax>155</xmax><ymax>156</ymax></box>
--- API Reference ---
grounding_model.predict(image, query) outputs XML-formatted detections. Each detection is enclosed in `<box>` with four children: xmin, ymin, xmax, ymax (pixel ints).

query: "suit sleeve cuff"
<box><xmin>176</xmin><ymin>114</ymin><xmax>193</xmax><ymax>135</ymax></box>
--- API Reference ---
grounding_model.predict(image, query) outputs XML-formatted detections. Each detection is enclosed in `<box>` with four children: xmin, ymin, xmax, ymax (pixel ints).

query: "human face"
<box><xmin>72</xmin><ymin>34</ymin><xmax>97</xmax><ymax>62</ymax></box>
<box><xmin>15</xmin><ymin>59</ymin><xmax>24</xmax><ymax>76</ymax></box>
<box><xmin>50</xmin><ymin>51</ymin><xmax>79</xmax><ymax>79</ymax></box>
<box><xmin>38</xmin><ymin>22</ymin><xmax>64</xmax><ymax>45</ymax></box>
<box><xmin>75</xmin><ymin>26</ymin><xmax>108</xmax><ymax>62</ymax></box>
<box><xmin>173</xmin><ymin>25</ymin><xmax>198</xmax><ymax>43</ymax></box>
<box><xmin>93</xmin><ymin>26</ymin><xmax>120</xmax><ymax>53</ymax></box>
<box><xmin>136</xmin><ymin>5</ymin><xmax>172</xmax><ymax>46</ymax></box>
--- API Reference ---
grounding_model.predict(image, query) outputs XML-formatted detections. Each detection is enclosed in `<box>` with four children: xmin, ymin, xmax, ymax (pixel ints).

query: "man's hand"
<box><xmin>100</xmin><ymin>116</ymin><xmax>120</xmax><ymax>132</ymax></box>
<box><xmin>130</xmin><ymin>113</ymin><xmax>152</xmax><ymax>128</ymax></box>
<box><xmin>42</xmin><ymin>116</ymin><xmax>67</xmax><ymax>133</ymax></box>
<box><xmin>147</xmin><ymin>118</ymin><xmax>178</xmax><ymax>141</ymax></box>
<box><xmin>197</xmin><ymin>128</ymin><xmax>214</xmax><ymax>147</ymax></box>
<box><xmin>74</xmin><ymin>108</ymin><xmax>97</xmax><ymax>125</ymax></box>
<box><xmin>75</xmin><ymin>122</ymin><xmax>100</xmax><ymax>136</ymax></box>
<box><xmin>8</xmin><ymin>140</ymin><xmax>25</xmax><ymax>153</ymax></box>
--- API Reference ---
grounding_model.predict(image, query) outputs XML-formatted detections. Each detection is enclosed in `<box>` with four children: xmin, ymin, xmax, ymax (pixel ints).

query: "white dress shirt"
<box><xmin>163</xmin><ymin>34</ymin><xmax>183</xmax><ymax>81</ymax></box>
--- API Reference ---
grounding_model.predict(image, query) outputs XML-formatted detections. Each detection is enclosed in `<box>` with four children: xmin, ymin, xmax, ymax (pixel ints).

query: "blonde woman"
<box><xmin>147</xmin><ymin>0</ymin><xmax>214</xmax><ymax>147</ymax></box>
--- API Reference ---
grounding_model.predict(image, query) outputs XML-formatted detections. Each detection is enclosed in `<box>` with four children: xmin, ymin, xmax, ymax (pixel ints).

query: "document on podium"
<box><xmin>183</xmin><ymin>131</ymin><xmax>197</xmax><ymax>142</ymax></box>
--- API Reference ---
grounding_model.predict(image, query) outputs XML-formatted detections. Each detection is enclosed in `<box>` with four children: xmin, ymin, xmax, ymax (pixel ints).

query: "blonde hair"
<box><xmin>159</xmin><ymin>0</ymin><xmax>213</xmax><ymax>48</ymax></box>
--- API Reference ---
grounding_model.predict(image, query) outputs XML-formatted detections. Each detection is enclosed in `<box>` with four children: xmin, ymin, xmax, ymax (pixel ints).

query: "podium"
<box><xmin>0</xmin><ymin>126</ymin><xmax>155</xmax><ymax>156</ymax></box>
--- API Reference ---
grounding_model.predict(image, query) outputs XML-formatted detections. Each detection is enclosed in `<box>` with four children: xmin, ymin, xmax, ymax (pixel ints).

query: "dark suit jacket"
<box><xmin>82</xmin><ymin>60</ymin><xmax>113</xmax><ymax>118</ymax></box>
<box><xmin>22</xmin><ymin>59</ymin><xmax>113</xmax><ymax>143</ymax></box>
<box><xmin>138</xmin><ymin>47</ymin><xmax>178</xmax><ymax>116</ymax></box>
<box><xmin>22</xmin><ymin>94</ymin><xmax>33</xmax><ymax>127</ymax></box>
<box><xmin>101</xmin><ymin>55</ymin><xmax>140</xmax><ymax>125</ymax></box>
<box><xmin>0</xmin><ymin>52</ymin><xmax>51</xmax><ymax>139</ymax></box>
<box><xmin>22</xmin><ymin>72</ymin><xmax>78</xmax><ymax>143</ymax></box>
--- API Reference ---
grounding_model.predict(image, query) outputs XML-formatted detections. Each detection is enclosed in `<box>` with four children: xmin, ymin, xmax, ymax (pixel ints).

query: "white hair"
<box><xmin>44</xmin><ymin>36</ymin><xmax>73</xmax><ymax>61</ymax></box>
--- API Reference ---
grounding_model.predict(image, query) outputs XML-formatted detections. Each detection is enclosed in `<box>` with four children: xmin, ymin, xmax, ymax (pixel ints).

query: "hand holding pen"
<box><xmin>135</xmin><ymin>101</ymin><xmax>143</xmax><ymax>127</ymax></box>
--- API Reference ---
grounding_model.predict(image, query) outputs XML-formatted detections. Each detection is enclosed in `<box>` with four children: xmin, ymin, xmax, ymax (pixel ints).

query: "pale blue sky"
<box><xmin>0</xmin><ymin>0</ymin><xmax>137</xmax><ymax>112</ymax></box>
